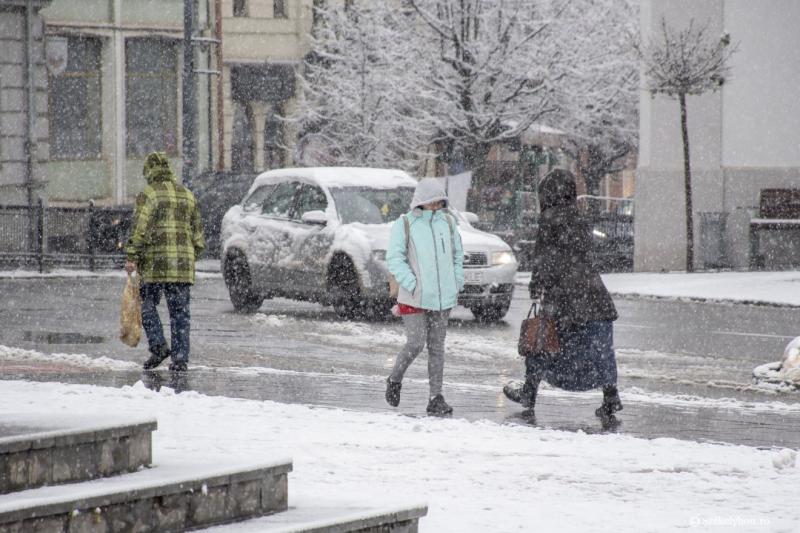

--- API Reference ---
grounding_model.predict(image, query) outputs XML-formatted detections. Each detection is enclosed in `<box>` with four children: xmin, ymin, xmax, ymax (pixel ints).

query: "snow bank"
<box><xmin>516</xmin><ymin>271</ymin><xmax>800</xmax><ymax>307</ymax></box>
<box><xmin>0</xmin><ymin>380</ymin><xmax>796</xmax><ymax>532</ymax></box>
<box><xmin>602</xmin><ymin>271</ymin><xmax>800</xmax><ymax>307</ymax></box>
<box><xmin>0</xmin><ymin>345</ymin><xmax>138</xmax><ymax>371</ymax></box>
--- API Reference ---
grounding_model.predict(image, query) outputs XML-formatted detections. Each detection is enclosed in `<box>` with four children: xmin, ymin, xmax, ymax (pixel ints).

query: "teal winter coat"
<box><xmin>387</xmin><ymin>208</ymin><xmax>465</xmax><ymax>311</ymax></box>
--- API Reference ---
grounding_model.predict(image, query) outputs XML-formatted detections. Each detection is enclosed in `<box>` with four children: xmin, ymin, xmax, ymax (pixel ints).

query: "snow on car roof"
<box><xmin>250</xmin><ymin>167</ymin><xmax>418</xmax><ymax>191</ymax></box>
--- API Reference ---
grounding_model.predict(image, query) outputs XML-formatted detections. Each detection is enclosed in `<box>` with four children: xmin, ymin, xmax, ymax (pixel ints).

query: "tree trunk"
<box><xmin>679</xmin><ymin>92</ymin><xmax>694</xmax><ymax>273</ymax></box>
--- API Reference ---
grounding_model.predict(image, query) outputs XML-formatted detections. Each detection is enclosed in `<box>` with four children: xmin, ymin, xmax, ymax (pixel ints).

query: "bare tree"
<box><xmin>637</xmin><ymin>17</ymin><xmax>736</xmax><ymax>272</ymax></box>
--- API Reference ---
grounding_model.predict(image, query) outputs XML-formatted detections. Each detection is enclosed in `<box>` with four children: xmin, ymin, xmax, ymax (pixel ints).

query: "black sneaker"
<box><xmin>143</xmin><ymin>345</ymin><xmax>170</xmax><ymax>370</ymax></box>
<box><xmin>169</xmin><ymin>360</ymin><xmax>188</xmax><ymax>372</ymax></box>
<box><xmin>426</xmin><ymin>394</ymin><xmax>453</xmax><ymax>416</ymax></box>
<box><xmin>502</xmin><ymin>380</ymin><xmax>537</xmax><ymax>409</ymax></box>
<box><xmin>595</xmin><ymin>385</ymin><xmax>623</xmax><ymax>418</ymax></box>
<box><xmin>385</xmin><ymin>378</ymin><xmax>402</xmax><ymax>407</ymax></box>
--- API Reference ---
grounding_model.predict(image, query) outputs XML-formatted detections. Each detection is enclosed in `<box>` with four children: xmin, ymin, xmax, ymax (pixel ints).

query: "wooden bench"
<box><xmin>749</xmin><ymin>189</ymin><xmax>800</xmax><ymax>269</ymax></box>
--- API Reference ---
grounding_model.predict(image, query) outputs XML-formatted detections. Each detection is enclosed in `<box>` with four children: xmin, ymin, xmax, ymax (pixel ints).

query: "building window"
<box><xmin>231</xmin><ymin>101</ymin><xmax>255</xmax><ymax>172</ymax></box>
<box><xmin>125</xmin><ymin>38</ymin><xmax>178</xmax><ymax>157</ymax></box>
<box><xmin>49</xmin><ymin>36</ymin><xmax>102</xmax><ymax>160</ymax></box>
<box><xmin>233</xmin><ymin>0</ymin><xmax>248</xmax><ymax>17</ymax></box>
<box><xmin>274</xmin><ymin>0</ymin><xmax>287</xmax><ymax>18</ymax></box>
<box><xmin>264</xmin><ymin>106</ymin><xmax>285</xmax><ymax>170</ymax></box>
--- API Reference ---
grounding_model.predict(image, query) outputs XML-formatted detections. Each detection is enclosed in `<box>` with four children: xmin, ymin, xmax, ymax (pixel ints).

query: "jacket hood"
<box><xmin>143</xmin><ymin>151</ymin><xmax>176</xmax><ymax>185</ymax></box>
<box><xmin>539</xmin><ymin>168</ymin><xmax>577</xmax><ymax>211</ymax></box>
<box><xmin>411</xmin><ymin>177</ymin><xmax>448</xmax><ymax>209</ymax></box>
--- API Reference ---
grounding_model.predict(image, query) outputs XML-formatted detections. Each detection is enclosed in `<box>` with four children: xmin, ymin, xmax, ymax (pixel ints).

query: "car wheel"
<box><xmin>470</xmin><ymin>301</ymin><xmax>510</xmax><ymax>322</ymax></box>
<box><xmin>223</xmin><ymin>251</ymin><xmax>264</xmax><ymax>313</ymax></box>
<box><xmin>364</xmin><ymin>299</ymin><xmax>392</xmax><ymax>322</ymax></box>
<box><xmin>329</xmin><ymin>255</ymin><xmax>369</xmax><ymax>320</ymax></box>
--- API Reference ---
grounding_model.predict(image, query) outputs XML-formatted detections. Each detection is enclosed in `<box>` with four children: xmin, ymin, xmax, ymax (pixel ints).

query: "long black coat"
<box><xmin>528</xmin><ymin>170</ymin><xmax>617</xmax><ymax>331</ymax></box>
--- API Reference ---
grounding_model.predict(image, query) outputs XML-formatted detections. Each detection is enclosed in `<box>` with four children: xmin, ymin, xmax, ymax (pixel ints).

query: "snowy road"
<box><xmin>1</xmin><ymin>274</ymin><xmax>799</xmax><ymax>447</ymax></box>
<box><xmin>2</xmin><ymin>274</ymin><xmax>796</xmax><ymax>397</ymax></box>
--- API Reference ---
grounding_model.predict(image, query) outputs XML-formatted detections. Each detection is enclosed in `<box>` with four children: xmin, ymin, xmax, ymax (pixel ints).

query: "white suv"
<box><xmin>220</xmin><ymin>167</ymin><xmax>517</xmax><ymax>321</ymax></box>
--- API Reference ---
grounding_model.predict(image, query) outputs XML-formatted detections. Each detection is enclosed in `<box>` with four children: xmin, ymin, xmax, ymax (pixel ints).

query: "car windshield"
<box><xmin>331</xmin><ymin>186</ymin><xmax>415</xmax><ymax>224</ymax></box>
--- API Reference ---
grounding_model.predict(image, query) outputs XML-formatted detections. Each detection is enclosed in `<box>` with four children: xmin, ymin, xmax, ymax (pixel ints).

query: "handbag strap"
<box><xmin>525</xmin><ymin>301</ymin><xmax>539</xmax><ymax>320</ymax></box>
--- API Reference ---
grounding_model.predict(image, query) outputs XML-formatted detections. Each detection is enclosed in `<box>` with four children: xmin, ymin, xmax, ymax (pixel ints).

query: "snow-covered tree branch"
<box><xmin>292</xmin><ymin>0</ymin><xmax>640</xmax><ymax>179</ymax></box>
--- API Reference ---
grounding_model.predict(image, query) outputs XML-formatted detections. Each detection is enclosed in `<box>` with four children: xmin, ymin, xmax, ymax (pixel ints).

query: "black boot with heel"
<box><xmin>596</xmin><ymin>384</ymin><xmax>623</xmax><ymax>418</ymax></box>
<box><xmin>503</xmin><ymin>379</ymin><xmax>539</xmax><ymax>409</ymax></box>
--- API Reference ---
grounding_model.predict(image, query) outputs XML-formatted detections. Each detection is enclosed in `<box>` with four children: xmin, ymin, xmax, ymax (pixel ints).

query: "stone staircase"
<box><xmin>0</xmin><ymin>416</ymin><xmax>427</xmax><ymax>532</ymax></box>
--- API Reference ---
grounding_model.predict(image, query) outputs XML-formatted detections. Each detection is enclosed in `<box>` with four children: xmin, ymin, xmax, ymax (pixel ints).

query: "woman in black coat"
<box><xmin>504</xmin><ymin>168</ymin><xmax>623</xmax><ymax>418</ymax></box>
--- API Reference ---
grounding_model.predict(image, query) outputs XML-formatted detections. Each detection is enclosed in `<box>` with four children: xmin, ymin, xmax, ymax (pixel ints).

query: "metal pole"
<box><xmin>87</xmin><ymin>200</ymin><xmax>96</xmax><ymax>272</ymax></box>
<box><xmin>113</xmin><ymin>0</ymin><xmax>126</xmax><ymax>204</ymax></box>
<box><xmin>182</xmin><ymin>0</ymin><xmax>197</xmax><ymax>183</ymax></box>
<box><xmin>214</xmin><ymin>0</ymin><xmax>224</xmax><ymax>171</ymax></box>
<box><xmin>24</xmin><ymin>0</ymin><xmax>37</xmax><ymax>252</ymax></box>
<box><xmin>37</xmin><ymin>198</ymin><xmax>45</xmax><ymax>273</ymax></box>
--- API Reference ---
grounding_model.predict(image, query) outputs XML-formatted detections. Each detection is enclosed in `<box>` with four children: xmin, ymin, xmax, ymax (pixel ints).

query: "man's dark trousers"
<box><xmin>140</xmin><ymin>282</ymin><xmax>191</xmax><ymax>363</ymax></box>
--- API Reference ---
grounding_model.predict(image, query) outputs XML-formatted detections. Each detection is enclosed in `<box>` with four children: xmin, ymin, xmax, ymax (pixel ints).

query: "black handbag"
<box><xmin>518</xmin><ymin>302</ymin><xmax>560</xmax><ymax>357</ymax></box>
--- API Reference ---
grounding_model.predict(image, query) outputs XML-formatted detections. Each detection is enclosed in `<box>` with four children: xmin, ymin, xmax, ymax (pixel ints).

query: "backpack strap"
<box><xmin>402</xmin><ymin>214</ymin><xmax>410</xmax><ymax>252</ymax></box>
<box><xmin>444</xmin><ymin>213</ymin><xmax>456</xmax><ymax>262</ymax></box>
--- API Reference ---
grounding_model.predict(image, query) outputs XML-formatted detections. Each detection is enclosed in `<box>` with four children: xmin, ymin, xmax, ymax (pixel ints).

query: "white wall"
<box><xmin>722</xmin><ymin>0</ymin><xmax>800</xmax><ymax>168</ymax></box>
<box><xmin>636</xmin><ymin>0</ymin><xmax>800</xmax><ymax>272</ymax></box>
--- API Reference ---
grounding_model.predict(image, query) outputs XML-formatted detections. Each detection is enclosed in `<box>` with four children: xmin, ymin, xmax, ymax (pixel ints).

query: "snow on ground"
<box><xmin>3</xmin><ymin>341</ymin><xmax>800</xmax><ymax>414</ymax></box>
<box><xmin>4</xmin><ymin>265</ymin><xmax>798</xmax><ymax>306</ymax></box>
<box><xmin>517</xmin><ymin>271</ymin><xmax>800</xmax><ymax>307</ymax></box>
<box><xmin>250</xmin><ymin>313</ymin><xmax>504</xmax><ymax>362</ymax></box>
<box><xmin>0</xmin><ymin>379</ymin><xmax>796</xmax><ymax>532</ymax></box>
<box><xmin>0</xmin><ymin>345</ymin><xmax>139</xmax><ymax>371</ymax></box>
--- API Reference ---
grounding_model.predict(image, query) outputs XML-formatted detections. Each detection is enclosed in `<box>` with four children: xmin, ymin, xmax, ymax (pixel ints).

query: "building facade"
<box><xmin>220</xmin><ymin>0</ymin><xmax>314</xmax><ymax>174</ymax></box>
<box><xmin>636</xmin><ymin>0</ymin><xmax>800</xmax><ymax>271</ymax></box>
<box><xmin>38</xmin><ymin>0</ymin><xmax>218</xmax><ymax>205</ymax></box>
<box><xmin>21</xmin><ymin>0</ymin><xmax>317</xmax><ymax>206</ymax></box>
<box><xmin>0</xmin><ymin>0</ymin><xmax>50</xmax><ymax>206</ymax></box>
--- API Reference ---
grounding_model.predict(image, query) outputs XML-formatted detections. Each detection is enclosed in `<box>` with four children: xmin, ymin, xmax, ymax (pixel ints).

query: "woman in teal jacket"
<box><xmin>385</xmin><ymin>178</ymin><xmax>464</xmax><ymax>415</ymax></box>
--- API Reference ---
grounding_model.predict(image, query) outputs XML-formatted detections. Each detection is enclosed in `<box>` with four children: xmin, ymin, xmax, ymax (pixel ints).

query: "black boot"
<box><xmin>503</xmin><ymin>379</ymin><xmax>538</xmax><ymax>409</ymax></box>
<box><xmin>385</xmin><ymin>378</ymin><xmax>402</xmax><ymax>407</ymax></box>
<box><xmin>426</xmin><ymin>394</ymin><xmax>453</xmax><ymax>416</ymax></box>
<box><xmin>596</xmin><ymin>385</ymin><xmax>623</xmax><ymax>418</ymax></box>
<box><xmin>169</xmin><ymin>359</ymin><xmax>188</xmax><ymax>372</ymax></box>
<box><xmin>143</xmin><ymin>345</ymin><xmax>170</xmax><ymax>370</ymax></box>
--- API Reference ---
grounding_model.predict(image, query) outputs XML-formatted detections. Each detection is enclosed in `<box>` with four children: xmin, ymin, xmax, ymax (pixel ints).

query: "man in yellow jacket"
<box><xmin>125</xmin><ymin>152</ymin><xmax>205</xmax><ymax>372</ymax></box>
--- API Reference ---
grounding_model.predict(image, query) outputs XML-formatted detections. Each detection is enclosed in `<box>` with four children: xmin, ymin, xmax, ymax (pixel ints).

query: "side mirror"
<box><xmin>301</xmin><ymin>210</ymin><xmax>328</xmax><ymax>225</ymax></box>
<box><xmin>463</xmin><ymin>211</ymin><xmax>479</xmax><ymax>224</ymax></box>
<box><xmin>241</xmin><ymin>201</ymin><xmax>260</xmax><ymax>212</ymax></box>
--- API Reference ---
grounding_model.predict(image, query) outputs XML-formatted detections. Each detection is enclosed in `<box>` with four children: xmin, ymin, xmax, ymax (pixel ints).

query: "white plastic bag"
<box><xmin>779</xmin><ymin>336</ymin><xmax>800</xmax><ymax>383</ymax></box>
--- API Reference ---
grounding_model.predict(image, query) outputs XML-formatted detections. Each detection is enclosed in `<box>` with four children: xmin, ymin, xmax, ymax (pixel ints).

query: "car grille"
<box><xmin>460</xmin><ymin>285</ymin><xmax>484</xmax><ymax>294</ymax></box>
<box><xmin>463</xmin><ymin>252</ymin><xmax>487</xmax><ymax>267</ymax></box>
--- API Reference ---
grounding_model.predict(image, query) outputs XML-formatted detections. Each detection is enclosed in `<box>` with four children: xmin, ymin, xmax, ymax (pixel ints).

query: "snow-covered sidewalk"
<box><xmin>4</xmin><ymin>265</ymin><xmax>799</xmax><ymax>307</ymax></box>
<box><xmin>0</xmin><ymin>379</ymin><xmax>796</xmax><ymax>532</ymax></box>
<box><xmin>517</xmin><ymin>270</ymin><xmax>800</xmax><ymax>307</ymax></box>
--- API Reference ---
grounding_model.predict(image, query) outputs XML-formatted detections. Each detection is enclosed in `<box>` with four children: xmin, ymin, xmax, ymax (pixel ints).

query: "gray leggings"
<box><xmin>390</xmin><ymin>309</ymin><xmax>450</xmax><ymax>396</ymax></box>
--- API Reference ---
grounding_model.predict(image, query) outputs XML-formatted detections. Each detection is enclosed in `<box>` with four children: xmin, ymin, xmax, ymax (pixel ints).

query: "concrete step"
<box><xmin>0</xmin><ymin>456</ymin><xmax>292</xmax><ymax>532</ymax></box>
<box><xmin>206</xmin><ymin>499</ymin><xmax>428</xmax><ymax>532</ymax></box>
<box><xmin>0</xmin><ymin>415</ymin><xmax>156</xmax><ymax>494</ymax></box>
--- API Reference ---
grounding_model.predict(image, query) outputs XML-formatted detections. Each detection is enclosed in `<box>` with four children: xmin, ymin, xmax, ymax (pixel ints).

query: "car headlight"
<box><xmin>372</xmin><ymin>250</ymin><xmax>387</xmax><ymax>262</ymax></box>
<box><xmin>592</xmin><ymin>228</ymin><xmax>607</xmax><ymax>239</ymax></box>
<box><xmin>491</xmin><ymin>251</ymin><xmax>515</xmax><ymax>266</ymax></box>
